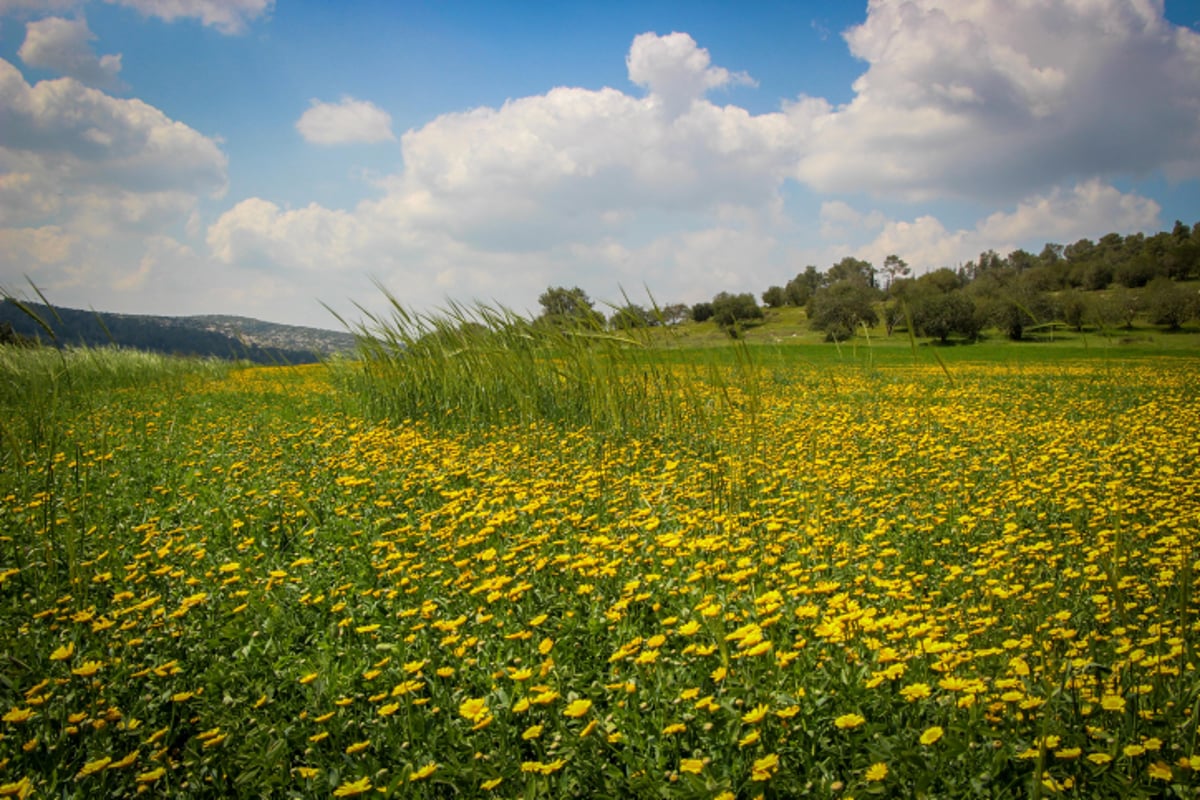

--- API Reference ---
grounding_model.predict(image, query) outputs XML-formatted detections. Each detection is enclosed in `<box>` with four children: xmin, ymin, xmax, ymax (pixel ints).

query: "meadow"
<box><xmin>1</xmin><ymin>323</ymin><xmax>1198</xmax><ymax>798</ymax></box>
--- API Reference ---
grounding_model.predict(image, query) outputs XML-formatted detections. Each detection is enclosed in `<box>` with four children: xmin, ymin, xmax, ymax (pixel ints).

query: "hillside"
<box><xmin>0</xmin><ymin>301</ymin><xmax>357</xmax><ymax>364</ymax></box>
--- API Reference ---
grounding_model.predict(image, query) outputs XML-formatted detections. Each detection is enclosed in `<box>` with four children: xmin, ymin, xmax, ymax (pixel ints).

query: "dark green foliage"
<box><xmin>969</xmin><ymin>269</ymin><xmax>1054</xmax><ymax>341</ymax></box>
<box><xmin>690</xmin><ymin>302</ymin><xmax>714</xmax><ymax>323</ymax></box>
<box><xmin>710</xmin><ymin>292</ymin><xmax>763</xmax><ymax>337</ymax></box>
<box><xmin>538</xmin><ymin>286</ymin><xmax>605</xmax><ymax>328</ymax></box>
<box><xmin>908</xmin><ymin>290</ymin><xmax>979</xmax><ymax>343</ymax></box>
<box><xmin>1057</xmin><ymin>289</ymin><xmax>1090</xmax><ymax>332</ymax></box>
<box><xmin>1144</xmin><ymin>277</ymin><xmax>1198</xmax><ymax>330</ymax></box>
<box><xmin>608</xmin><ymin>303</ymin><xmax>656</xmax><ymax>330</ymax></box>
<box><xmin>807</xmin><ymin>280</ymin><xmax>880</xmax><ymax>341</ymax></box>
<box><xmin>761</xmin><ymin>285</ymin><xmax>787</xmax><ymax>308</ymax></box>
<box><xmin>784</xmin><ymin>266</ymin><xmax>823</xmax><ymax>306</ymax></box>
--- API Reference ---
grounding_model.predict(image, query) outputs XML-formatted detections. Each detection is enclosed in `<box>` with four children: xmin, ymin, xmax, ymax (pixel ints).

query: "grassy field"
<box><xmin>1</xmin><ymin>331</ymin><xmax>1198</xmax><ymax>798</ymax></box>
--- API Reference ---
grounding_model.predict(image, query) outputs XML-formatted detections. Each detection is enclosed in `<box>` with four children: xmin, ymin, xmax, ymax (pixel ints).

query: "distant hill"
<box><xmin>0</xmin><ymin>300</ymin><xmax>358</xmax><ymax>364</ymax></box>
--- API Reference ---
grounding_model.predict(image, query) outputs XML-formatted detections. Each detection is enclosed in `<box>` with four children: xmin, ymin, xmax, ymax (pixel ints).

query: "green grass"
<box><xmin>1</xmin><ymin>324</ymin><xmax>1198</xmax><ymax>798</ymax></box>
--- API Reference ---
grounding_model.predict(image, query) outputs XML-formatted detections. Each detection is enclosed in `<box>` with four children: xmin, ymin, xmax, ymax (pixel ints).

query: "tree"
<box><xmin>969</xmin><ymin>269</ymin><xmax>1052</xmax><ymax>340</ymax></box>
<box><xmin>537</xmin><ymin>286</ymin><xmax>604</xmax><ymax>327</ymax></box>
<box><xmin>1096</xmin><ymin>288</ymin><xmax>1140</xmax><ymax>331</ymax></box>
<box><xmin>761</xmin><ymin>286</ymin><xmax>787</xmax><ymax>308</ymax></box>
<box><xmin>807</xmin><ymin>280</ymin><xmax>880</xmax><ymax>342</ymax></box>
<box><xmin>910</xmin><ymin>291</ymin><xmax>979</xmax><ymax>342</ymax></box>
<box><xmin>660</xmin><ymin>303</ymin><xmax>690</xmax><ymax>325</ymax></box>
<box><xmin>1145</xmin><ymin>277</ymin><xmax>1198</xmax><ymax>331</ymax></box>
<box><xmin>880</xmin><ymin>254</ymin><xmax>910</xmax><ymax>291</ymax></box>
<box><xmin>608</xmin><ymin>303</ymin><xmax>654</xmax><ymax>330</ymax></box>
<box><xmin>905</xmin><ymin>269</ymin><xmax>978</xmax><ymax>342</ymax></box>
<box><xmin>784</xmin><ymin>266</ymin><xmax>823</xmax><ymax>306</ymax></box>
<box><xmin>690</xmin><ymin>302</ymin><xmax>714</xmax><ymax>323</ymax></box>
<box><xmin>710</xmin><ymin>292</ymin><xmax>763</xmax><ymax>336</ymax></box>
<box><xmin>1057</xmin><ymin>289</ymin><xmax>1090</xmax><ymax>332</ymax></box>
<box><xmin>827</xmin><ymin>256</ymin><xmax>877</xmax><ymax>288</ymax></box>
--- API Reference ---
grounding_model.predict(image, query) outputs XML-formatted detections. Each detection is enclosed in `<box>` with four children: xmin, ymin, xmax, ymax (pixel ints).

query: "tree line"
<box><xmin>537</xmin><ymin>221</ymin><xmax>1200</xmax><ymax>342</ymax></box>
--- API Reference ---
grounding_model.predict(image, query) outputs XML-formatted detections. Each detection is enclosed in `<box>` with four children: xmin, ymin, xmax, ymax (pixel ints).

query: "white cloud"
<box><xmin>18</xmin><ymin>16</ymin><xmax>123</xmax><ymax>90</ymax></box>
<box><xmin>0</xmin><ymin>58</ymin><xmax>227</xmax><ymax>197</ymax></box>
<box><xmin>102</xmin><ymin>0</ymin><xmax>272</xmax><ymax>35</ymax></box>
<box><xmin>852</xmin><ymin>181</ymin><xmax>1162</xmax><ymax>271</ymax></box>
<box><xmin>207</xmin><ymin>32</ymin><xmax>797</xmax><ymax>317</ymax></box>
<box><xmin>794</xmin><ymin>0</ymin><xmax>1200</xmax><ymax>199</ymax></box>
<box><xmin>0</xmin><ymin>56</ymin><xmax>229</xmax><ymax>314</ymax></box>
<box><xmin>626</xmin><ymin>31</ymin><xmax>756</xmax><ymax>117</ymax></box>
<box><xmin>295</xmin><ymin>97</ymin><xmax>395</xmax><ymax>146</ymax></box>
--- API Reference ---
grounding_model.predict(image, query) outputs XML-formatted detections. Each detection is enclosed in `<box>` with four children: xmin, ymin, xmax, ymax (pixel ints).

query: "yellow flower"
<box><xmin>410</xmin><ymin>763</ymin><xmax>438</xmax><ymax>781</ymax></box>
<box><xmin>663</xmin><ymin>722</ymin><xmax>687</xmax><ymax>735</ymax></box>
<box><xmin>711</xmin><ymin>666</ymin><xmax>728</xmax><ymax>682</ymax></box>
<box><xmin>538</xmin><ymin>637</ymin><xmax>554</xmax><ymax>655</ymax></box>
<box><xmin>298</xmin><ymin>672</ymin><xmax>319</xmax><ymax>685</ymax></box>
<box><xmin>522</xmin><ymin>724</ymin><xmax>543</xmax><ymax>740</ymax></box>
<box><xmin>378</xmin><ymin>703</ymin><xmax>400</xmax><ymax>717</ymax></box>
<box><xmin>865</xmin><ymin>762</ymin><xmax>888</xmax><ymax>782</ymax></box>
<box><xmin>1100</xmin><ymin>695</ymin><xmax>1126</xmax><ymax>712</ymax></box>
<box><xmin>459</xmin><ymin>697</ymin><xmax>489</xmax><ymax>722</ymax></box>
<box><xmin>741</xmin><ymin>703</ymin><xmax>770</xmax><ymax>724</ymax></box>
<box><xmin>920</xmin><ymin>726</ymin><xmax>944</xmax><ymax>746</ymax></box>
<box><xmin>2</xmin><ymin>708</ymin><xmax>35</xmax><ymax>724</ymax></box>
<box><xmin>1087</xmin><ymin>752</ymin><xmax>1113</xmax><ymax>765</ymax></box>
<box><xmin>579</xmin><ymin>719</ymin><xmax>599</xmax><ymax>737</ymax></box>
<box><xmin>680</xmin><ymin>758</ymin><xmax>704</xmax><ymax>774</ymax></box>
<box><xmin>345</xmin><ymin>740</ymin><xmax>370</xmax><ymax>755</ymax></box>
<box><xmin>508</xmin><ymin>667</ymin><xmax>533</xmax><ymax>681</ymax></box>
<box><xmin>49</xmin><ymin>642</ymin><xmax>75</xmax><ymax>661</ymax></box>
<box><xmin>900</xmin><ymin>683</ymin><xmax>931</xmax><ymax>702</ymax></box>
<box><xmin>295</xmin><ymin>767</ymin><xmax>319</xmax><ymax>779</ymax></box>
<box><xmin>834</xmin><ymin>713</ymin><xmax>865</xmax><ymax>730</ymax></box>
<box><xmin>332</xmin><ymin>776</ymin><xmax>372</xmax><ymax>796</ymax></box>
<box><xmin>563</xmin><ymin>698</ymin><xmax>592</xmax><ymax>718</ymax></box>
<box><xmin>738</xmin><ymin>729</ymin><xmax>761</xmax><ymax>747</ymax></box>
<box><xmin>1148</xmin><ymin>762</ymin><xmax>1173</xmax><ymax>781</ymax></box>
<box><xmin>0</xmin><ymin>777</ymin><xmax>34</xmax><ymax>799</ymax></box>
<box><xmin>135</xmin><ymin>767</ymin><xmax>165</xmax><ymax>784</ymax></box>
<box><xmin>750</xmin><ymin>753</ymin><xmax>779</xmax><ymax>781</ymax></box>
<box><xmin>77</xmin><ymin>757</ymin><xmax>112</xmax><ymax>778</ymax></box>
<box><xmin>71</xmin><ymin>660</ymin><xmax>104</xmax><ymax>677</ymax></box>
<box><xmin>481</xmin><ymin>777</ymin><xmax>503</xmax><ymax>790</ymax></box>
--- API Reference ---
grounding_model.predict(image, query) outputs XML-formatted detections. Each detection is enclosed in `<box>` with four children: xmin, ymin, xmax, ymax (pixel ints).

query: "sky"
<box><xmin>2</xmin><ymin>0</ymin><xmax>1199</xmax><ymax>329</ymax></box>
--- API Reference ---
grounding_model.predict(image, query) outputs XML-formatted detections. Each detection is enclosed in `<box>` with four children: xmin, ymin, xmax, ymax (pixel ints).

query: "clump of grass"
<box><xmin>332</xmin><ymin>288</ymin><xmax>762</xmax><ymax>449</ymax></box>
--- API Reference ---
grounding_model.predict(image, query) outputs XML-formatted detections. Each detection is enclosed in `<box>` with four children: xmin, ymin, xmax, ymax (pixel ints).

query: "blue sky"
<box><xmin>2</xmin><ymin>0</ymin><xmax>1199</xmax><ymax>328</ymax></box>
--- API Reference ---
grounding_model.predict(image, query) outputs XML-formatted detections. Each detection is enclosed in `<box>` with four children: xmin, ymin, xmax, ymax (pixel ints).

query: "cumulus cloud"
<box><xmin>0</xmin><ymin>58</ymin><xmax>226</xmax><ymax>196</ymax></box>
<box><xmin>794</xmin><ymin>0</ymin><xmax>1200</xmax><ymax>200</ymax></box>
<box><xmin>296</xmin><ymin>97</ymin><xmax>396</xmax><ymax>146</ymax></box>
<box><xmin>18</xmin><ymin>16</ymin><xmax>123</xmax><ymax>90</ymax></box>
<box><xmin>0</xmin><ymin>56</ymin><xmax>228</xmax><ymax>309</ymax></box>
<box><xmin>852</xmin><ymin>181</ymin><xmax>1162</xmax><ymax>272</ymax></box>
<box><xmin>102</xmin><ymin>0</ymin><xmax>273</xmax><ymax>35</ymax></box>
<box><xmin>202</xmin><ymin>22</ymin><xmax>1195</xmax><ymax>322</ymax></box>
<box><xmin>627</xmin><ymin>31</ymin><xmax>755</xmax><ymax>117</ymax></box>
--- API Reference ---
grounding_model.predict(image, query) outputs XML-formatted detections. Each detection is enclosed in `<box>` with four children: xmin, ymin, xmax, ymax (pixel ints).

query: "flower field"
<box><xmin>1</xmin><ymin>346</ymin><xmax>1199</xmax><ymax>798</ymax></box>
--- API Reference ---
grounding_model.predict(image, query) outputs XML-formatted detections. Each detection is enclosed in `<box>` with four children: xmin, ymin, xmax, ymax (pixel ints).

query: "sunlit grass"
<box><xmin>1</xmin><ymin>338</ymin><xmax>1198</xmax><ymax>798</ymax></box>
